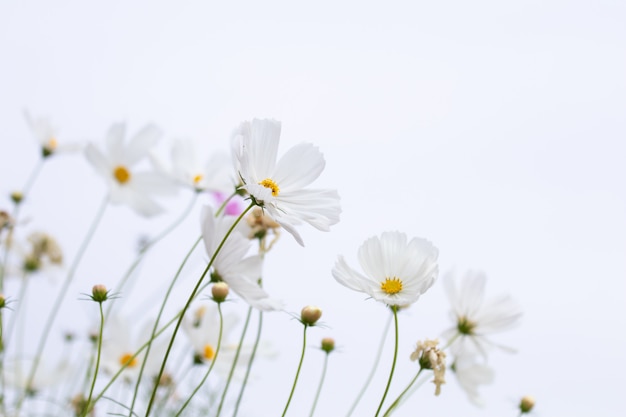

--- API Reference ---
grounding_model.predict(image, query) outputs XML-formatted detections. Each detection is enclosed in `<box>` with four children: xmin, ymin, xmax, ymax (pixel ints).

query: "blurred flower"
<box><xmin>85</xmin><ymin>122</ymin><xmax>175</xmax><ymax>216</ymax></box>
<box><xmin>4</xmin><ymin>357</ymin><xmax>71</xmax><ymax>394</ymax></box>
<box><xmin>231</xmin><ymin>118</ymin><xmax>341</xmax><ymax>246</ymax></box>
<box><xmin>519</xmin><ymin>395</ymin><xmax>535</xmax><ymax>413</ymax></box>
<box><xmin>410</xmin><ymin>338</ymin><xmax>446</xmax><ymax>395</ymax></box>
<box><xmin>100</xmin><ymin>316</ymin><xmax>166</xmax><ymax>382</ymax></box>
<box><xmin>151</xmin><ymin>139</ymin><xmax>235</xmax><ymax>193</ymax></box>
<box><xmin>202</xmin><ymin>205</ymin><xmax>283</xmax><ymax>311</ymax></box>
<box><xmin>450</xmin><ymin>354</ymin><xmax>494</xmax><ymax>406</ymax></box>
<box><xmin>442</xmin><ymin>270</ymin><xmax>522</xmax><ymax>357</ymax></box>
<box><xmin>332</xmin><ymin>231</ymin><xmax>438</xmax><ymax>307</ymax></box>
<box><xmin>24</xmin><ymin>110</ymin><xmax>81</xmax><ymax>157</ymax></box>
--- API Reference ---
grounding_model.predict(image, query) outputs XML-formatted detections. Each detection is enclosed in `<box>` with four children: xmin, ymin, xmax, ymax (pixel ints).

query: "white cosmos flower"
<box><xmin>231</xmin><ymin>118</ymin><xmax>341</xmax><ymax>246</ymax></box>
<box><xmin>202</xmin><ymin>205</ymin><xmax>283</xmax><ymax>311</ymax></box>
<box><xmin>443</xmin><ymin>270</ymin><xmax>523</xmax><ymax>357</ymax></box>
<box><xmin>151</xmin><ymin>138</ymin><xmax>235</xmax><ymax>193</ymax></box>
<box><xmin>85</xmin><ymin>122</ymin><xmax>175</xmax><ymax>217</ymax></box>
<box><xmin>332</xmin><ymin>231</ymin><xmax>439</xmax><ymax>307</ymax></box>
<box><xmin>450</xmin><ymin>353</ymin><xmax>495</xmax><ymax>407</ymax></box>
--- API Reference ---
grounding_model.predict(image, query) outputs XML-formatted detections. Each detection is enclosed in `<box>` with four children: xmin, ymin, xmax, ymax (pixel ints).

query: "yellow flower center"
<box><xmin>47</xmin><ymin>137</ymin><xmax>58</xmax><ymax>150</ymax></box>
<box><xmin>119</xmin><ymin>353</ymin><xmax>138</xmax><ymax>368</ymax></box>
<box><xmin>258</xmin><ymin>178</ymin><xmax>280</xmax><ymax>197</ymax></box>
<box><xmin>203</xmin><ymin>344</ymin><xmax>215</xmax><ymax>360</ymax></box>
<box><xmin>113</xmin><ymin>166</ymin><xmax>131</xmax><ymax>184</ymax></box>
<box><xmin>456</xmin><ymin>316</ymin><xmax>477</xmax><ymax>335</ymax></box>
<box><xmin>381</xmin><ymin>277</ymin><xmax>403</xmax><ymax>295</ymax></box>
<box><xmin>193</xmin><ymin>174</ymin><xmax>203</xmax><ymax>185</ymax></box>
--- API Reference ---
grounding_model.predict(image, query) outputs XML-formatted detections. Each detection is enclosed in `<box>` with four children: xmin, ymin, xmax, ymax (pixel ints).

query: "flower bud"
<box><xmin>10</xmin><ymin>191</ymin><xmax>23</xmax><ymax>204</ymax></box>
<box><xmin>300</xmin><ymin>305</ymin><xmax>322</xmax><ymax>326</ymax></box>
<box><xmin>321</xmin><ymin>337</ymin><xmax>335</xmax><ymax>353</ymax></box>
<box><xmin>212</xmin><ymin>282</ymin><xmax>229</xmax><ymax>303</ymax></box>
<box><xmin>91</xmin><ymin>284</ymin><xmax>109</xmax><ymax>303</ymax></box>
<box><xmin>519</xmin><ymin>395</ymin><xmax>535</xmax><ymax>413</ymax></box>
<box><xmin>0</xmin><ymin>294</ymin><xmax>6</xmax><ymax>309</ymax></box>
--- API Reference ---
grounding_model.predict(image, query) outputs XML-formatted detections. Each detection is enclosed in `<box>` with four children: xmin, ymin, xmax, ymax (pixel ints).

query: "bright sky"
<box><xmin>1</xmin><ymin>1</ymin><xmax>625</xmax><ymax>416</ymax></box>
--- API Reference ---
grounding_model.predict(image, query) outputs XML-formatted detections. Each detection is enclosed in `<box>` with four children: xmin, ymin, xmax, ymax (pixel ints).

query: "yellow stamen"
<box><xmin>113</xmin><ymin>166</ymin><xmax>131</xmax><ymax>184</ymax></box>
<box><xmin>119</xmin><ymin>353</ymin><xmax>138</xmax><ymax>368</ymax></box>
<box><xmin>381</xmin><ymin>277</ymin><xmax>403</xmax><ymax>295</ymax></box>
<box><xmin>203</xmin><ymin>344</ymin><xmax>215</xmax><ymax>360</ymax></box>
<box><xmin>47</xmin><ymin>137</ymin><xmax>58</xmax><ymax>150</ymax></box>
<box><xmin>258</xmin><ymin>178</ymin><xmax>280</xmax><ymax>197</ymax></box>
<box><xmin>193</xmin><ymin>174</ymin><xmax>203</xmax><ymax>184</ymax></box>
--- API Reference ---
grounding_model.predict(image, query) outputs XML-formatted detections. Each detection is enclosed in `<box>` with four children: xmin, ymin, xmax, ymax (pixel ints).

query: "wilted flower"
<box><xmin>85</xmin><ymin>122</ymin><xmax>175</xmax><ymax>217</ymax></box>
<box><xmin>231</xmin><ymin>118</ymin><xmax>341</xmax><ymax>246</ymax></box>
<box><xmin>245</xmin><ymin>207</ymin><xmax>281</xmax><ymax>252</ymax></box>
<box><xmin>410</xmin><ymin>339</ymin><xmax>446</xmax><ymax>395</ymax></box>
<box><xmin>332</xmin><ymin>231</ymin><xmax>438</xmax><ymax>307</ymax></box>
<box><xmin>443</xmin><ymin>270</ymin><xmax>522</xmax><ymax>357</ymax></box>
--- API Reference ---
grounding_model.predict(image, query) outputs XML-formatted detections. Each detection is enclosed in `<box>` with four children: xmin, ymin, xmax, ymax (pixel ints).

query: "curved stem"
<box><xmin>215</xmin><ymin>306</ymin><xmax>252</xmax><ymax>417</ymax></box>
<box><xmin>84</xmin><ymin>303</ymin><xmax>105</xmax><ymax>416</ymax></box>
<box><xmin>382</xmin><ymin>368</ymin><xmax>423</xmax><ymax>417</ymax></box>
<box><xmin>345</xmin><ymin>312</ymin><xmax>393</xmax><ymax>417</ymax></box>
<box><xmin>175</xmin><ymin>303</ymin><xmax>224</xmax><ymax>416</ymax></box>
<box><xmin>232</xmin><ymin>309</ymin><xmax>263</xmax><ymax>417</ymax></box>
<box><xmin>16</xmin><ymin>195</ymin><xmax>108</xmax><ymax>416</ymax></box>
<box><xmin>308</xmin><ymin>352</ymin><xmax>329</xmax><ymax>417</ymax></box>
<box><xmin>215</xmin><ymin>192</ymin><xmax>237</xmax><ymax>217</ymax></box>
<box><xmin>374</xmin><ymin>306</ymin><xmax>399</xmax><ymax>417</ymax></box>
<box><xmin>144</xmin><ymin>202</ymin><xmax>254</xmax><ymax>417</ymax></box>
<box><xmin>106</xmin><ymin>192</ymin><xmax>198</xmax><ymax>319</ymax></box>
<box><xmin>281</xmin><ymin>324</ymin><xmax>308</xmax><ymax>417</ymax></box>
<box><xmin>126</xmin><ymin>235</ymin><xmax>202</xmax><ymax>416</ymax></box>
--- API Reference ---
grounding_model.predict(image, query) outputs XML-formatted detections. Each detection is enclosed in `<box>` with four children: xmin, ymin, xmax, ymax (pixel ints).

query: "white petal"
<box><xmin>105</xmin><ymin>122</ymin><xmax>127</xmax><ymax>162</ymax></box>
<box><xmin>123</xmin><ymin>124</ymin><xmax>162</xmax><ymax>166</ymax></box>
<box><xmin>85</xmin><ymin>143</ymin><xmax>111</xmax><ymax>177</ymax></box>
<box><xmin>273</xmin><ymin>143</ymin><xmax>325</xmax><ymax>191</ymax></box>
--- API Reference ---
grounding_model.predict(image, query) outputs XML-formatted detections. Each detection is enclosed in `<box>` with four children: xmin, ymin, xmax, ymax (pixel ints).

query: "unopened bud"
<box><xmin>321</xmin><ymin>337</ymin><xmax>335</xmax><ymax>353</ymax></box>
<box><xmin>300</xmin><ymin>305</ymin><xmax>322</xmax><ymax>326</ymax></box>
<box><xmin>91</xmin><ymin>284</ymin><xmax>109</xmax><ymax>303</ymax></box>
<box><xmin>211</xmin><ymin>282</ymin><xmax>229</xmax><ymax>303</ymax></box>
<box><xmin>10</xmin><ymin>191</ymin><xmax>23</xmax><ymax>204</ymax></box>
<box><xmin>519</xmin><ymin>395</ymin><xmax>535</xmax><ymax>413</ymax></box>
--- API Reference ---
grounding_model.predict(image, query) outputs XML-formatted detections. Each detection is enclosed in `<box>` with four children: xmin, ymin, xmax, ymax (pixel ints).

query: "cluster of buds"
<box><xmin>410</xmin><ymin>338</ymin><xmax>446</xmax><ymax>396</ymax></box>
<box><xmin>23</xmin><ymin>232</ymin><xmax>63</xmax><ymax>272</ymax></box>
<box><xmin>246</xmin><ymin>207</ymin><xmax>280</xmax><ymax>252</ymax></box>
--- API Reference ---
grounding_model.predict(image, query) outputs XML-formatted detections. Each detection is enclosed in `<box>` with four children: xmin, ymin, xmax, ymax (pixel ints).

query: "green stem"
<box><xmin>216</xmin><ymin>306</ymin><xmax>252</xmax><ymax>417</ymax></box>
<box><xmin>106</xmin><ymin>193</ymin><xmax>198</xmax><ymax>319</ymax></box>
<box><xmin>374</xmin><ymin>306</ymin><xmax>399</xmax><ymax>417</ymax></box>
<box><xmin>175</xmin><ymin>302</ymin><xmax>224</xmax><ymax>416</ymax></box>
<box><xmin>84</xmin><ymin>303</ymin><xmax>105</xmax><ymax>416</ymax></box>
<box><xmin>308</xmin><ymin>352</ymin><xmax>329</xmax><ymax>417</ymax></box>
<box><xmin>281</xmin><ymin>324</ymin><xmax>309</xmax><ymax>417</ymax></box>
<box><xmin>15</xmin><ymin>195</ymin><xmax>108</xmax><ymax>416</ymax></box>
<box><xmin>345</xmin><ymin>312</ymin><xmax>393</xmax><ymax>417</ymax></box>
<box><xmin>382</xmin><ymin>368</ymin><xmax>423</xmax><ymax>417</ymax></box>
<box><xmin>231</xmin><ymin>309</ymin><xmax>263</xmax><ymax>417</ymax></box>
<box><xmin>126</xmin><ymin>235</ymin><xmax>202</xmax><ymax>416</ymax></box>
<box><xmin>144</xmin><ymin>202</ymin><xmax>255</xmax><ymax>417</ymax></box>
<box><xmin>215</xmin><ymin>191</ymin><xmax>237</xmax><ymax>217</ymax></box>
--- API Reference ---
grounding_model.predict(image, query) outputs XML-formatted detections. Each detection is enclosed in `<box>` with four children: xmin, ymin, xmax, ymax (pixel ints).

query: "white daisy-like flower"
<box><xmin>24</xmin><ymin>110</ymin><xmax>82</xmax><ymax>157</ymax></box>
<box><xmin>100</xmin><ymin>316</ymin><xmax>166</xmax><ymax>382</ymax></box>
<box><xmin>332</xmin><ymin>231</ymin><xmax>439</xmax><ymax>307</ymax></box>
<box><xmin>450</xmin><ymin>353</ymin><xmax>495</xmax><ymax>407</ymax></box>
<box><xmin>202</xmin><ymin>205</ymin><xmax>283</xmax><ymax>311</ymax></box>
<box><xmin>85</xmin><ymin>122</ymin><xmax>175</xmax><ymax>217</ymax></box>
<box><xmin>151</xmin><ymin>138</ymin><xmax>235</xmax><ymax>193</ymax></box>
<box><xmin>231</xmin><ymin>118</ymin><xmax>341</xmax><ymax>246</ymax></box>
<box><xmin>442</xmin><ymin>270</ymin><xmax>523</xmax><ymax>357</ymax></box>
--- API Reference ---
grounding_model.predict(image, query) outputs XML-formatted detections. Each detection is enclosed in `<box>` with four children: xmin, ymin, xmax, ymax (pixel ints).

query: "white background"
<box><xmin>1</xmin><ymin>1</ymin><xmax>625</xmax><ymax>416</ymax></box>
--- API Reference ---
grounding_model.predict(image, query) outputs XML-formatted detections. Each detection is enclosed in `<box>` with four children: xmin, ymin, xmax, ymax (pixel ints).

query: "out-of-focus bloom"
<box><xmin>24</xmin><ymin>110</ymin><xmax>81</xmax><ymax>157</ymax></box>
<box><xmin>231</xmin><ymin>118</ymin><xmax>341</xmax><ymax>246</ymax></box>
<box><xmin>85</xmin><ymin>123</ymin><xmax>175</xmax><ymax>217</ymax></box>
<box><xmin>332</xmin><ymin>231</ymin><xmax>439</xmax><ymax>307</ymax></box>
<box><xmin>519</xmin><ymin>395</ymin><xmax>535</xmax><ymax>413</ymax></box>
<box><xmin>410</xmin><ymin>339</ymin><xmax>446</xmax><ymax>396</ymax></box>
<box><xmin>100</xmin><ymin>316</ymin><xmax>166</xmax><ymax>382</ymax></box>
<box><xmin>450</xmin><ymin>354</ymin><xmax>495</xmax><ymax>406</ymax></box>
<box><xmin>443</xmin><ymin>270</ymin><xmax>523</xmax><ymax>357</ymax></box>
<box><xmin>202</xmin><ymin>205</ymin><xmax>283</xmax><ymax>311</ymax></box>
<box><xmin>151</xmin><ymin>139</ymin><xmax>235</xmax><ymax>193</ymax></box>
<box><xmin>4</xmin><ymin>357</ymin><xmax>70</xmax><ymax>394</ymax></box>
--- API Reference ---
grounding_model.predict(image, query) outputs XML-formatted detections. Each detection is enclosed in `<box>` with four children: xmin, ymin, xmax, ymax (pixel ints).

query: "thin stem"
<box><xmin>84</xmin><ymin>303</ymin><xmax>105</xmax><ymax>416</ymax></box>
<box><xmin>374</xmin><ymin>306</ymin><xmax>399</xmax><ymax>417</ymax></box>
<box><xmin>382</xmin><ymin>368</ymin><xmax>423</xmax><ymax>417</ymax></box>
<box><xmin>231</xmin><ymin>310</ymin><xmax>263</xmax><ymax>417</ymax></box>
<box><xmin>15</xmin><ymin>195</ymin><xmax>108</xmax><ymax>416</ymax></box>
<box><xmin>175</xmin><ymin>302</ymin><xmax>224</xmax><ymax>416</ymax></box>
<box><xmin>106</xmin><ymin>192</ymin><xmax>198</xmax><ymax>318</ymax></box>
<box><xmin>5</xmin><ymin>272</ymin><xmax>30</xmax><ymax>350</ymax></box>
<box><xmin>281</xmin><ymin>324</ymin><xmax>309</xmax><ymax>417</ymax></box>
<box><xmin>144</xmin><ymin>202</ymin><xmax>255</xmax><ymax>417</ymax></box>
<box><xmin>345</xmin><ymin>312</ymin><xmax>393</xmax><ymax>417</ymax></box>
<box><xmin>126</xmin><ymin>235</ymin><xmax>203</xmax><ymax>416</ymax></box>
<box><xmin>308</xmin><ymin>352</ymin><xmax>329</xmax><ymax>417</ymax></box>
<box><xmin>215</xmin><ymin>306</ymin><xmax>252</xmax><ymax>417</ymax></box>
<box><xmin>215</xmin><ymin>191</ymin><xmax>237</xmax><ymax>217</ymax></box>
